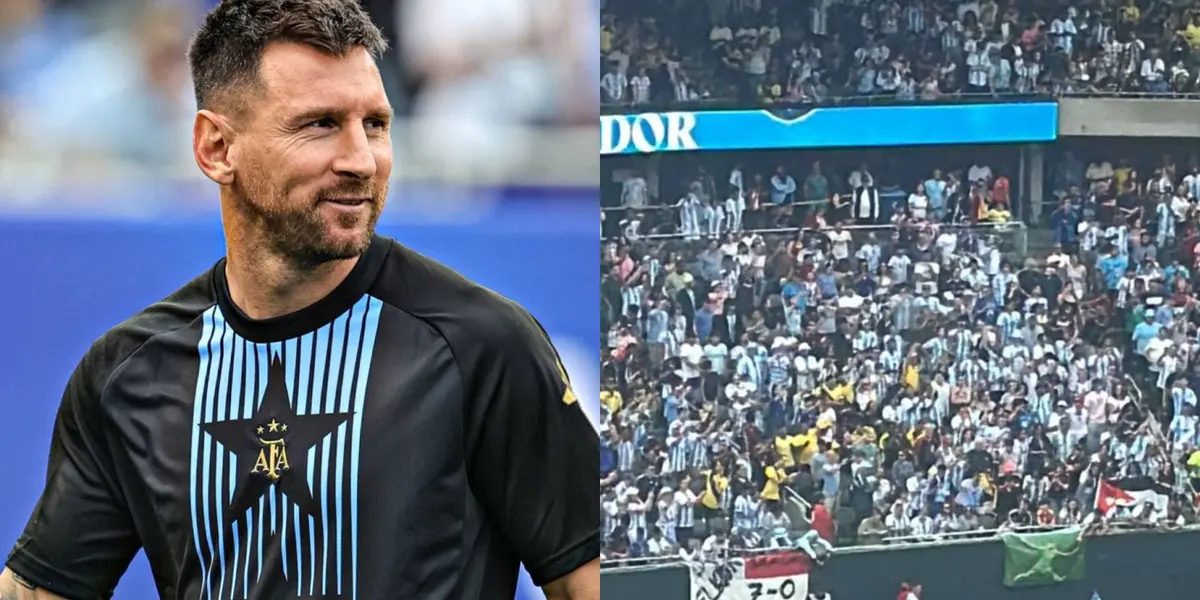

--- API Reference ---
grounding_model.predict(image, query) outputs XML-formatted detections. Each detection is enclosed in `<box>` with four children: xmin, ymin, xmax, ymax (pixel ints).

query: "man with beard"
<box><xmin>0</xmin><ymin>2</ymin><xmax>599</xmax><ymax>600</ymax></box>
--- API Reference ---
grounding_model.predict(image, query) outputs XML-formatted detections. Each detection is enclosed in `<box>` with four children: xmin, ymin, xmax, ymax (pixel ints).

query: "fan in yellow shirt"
<box><xmin>761</xmin><ymin>458</ymin><xmax>794</xmax><ymax>502</ymax></box>
<box><xmin>599</xmin><ymin>386</ymin><xmax>623</xmax><ymax>414</ymax></box>
<box><xmin>1118</xmin><ymin>0</ymin><xmax>1140</xmax><ymax>25</ymax></box>
<box><xmin>774</xmin><ymin>432</ymin><xmax>800</xmax><ymax>468</ymax></box>
<box><xmin>795</xmin><ymin>428</ymin><xmax>820</xmax><ymax>463</ymax></box>
<box><xmin>903</xmin><ymin>361</ymin><xmax>920</xmax><ymax>390</ymax></box>
<box><xmin>822</xmin><ymin>380</ymin><xmax>854</xmax><ymax>403</ymax></box>
<box><xmin>600</xmin><ymin>24</ymin><xmax>615</xmax><ymax>54</ymax></box>
<box><xmin>699</xmin><ymin>464</ymin><xmax>729</xmax><ymax>510</ymax></box>
<box><xmin>1186</xmin><ymin>448</ymin><xmax>1200</xmax><ymax>478</ymax></box>
<box><xmin>1186</xmin><ymin>20</ymin><xmax>1200</xmax><ymax>49</ymax></box>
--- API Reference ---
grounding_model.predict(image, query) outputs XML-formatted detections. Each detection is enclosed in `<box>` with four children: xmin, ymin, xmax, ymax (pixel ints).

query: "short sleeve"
<box><xmin>6</xmin><ymin>347</ymin><xmax>141</xmax><ymax>600</ymax></box>
<box><xmin>462</xmin><ymin>306</ymin><xmax>600</xmax><ymax>587</ymax></box>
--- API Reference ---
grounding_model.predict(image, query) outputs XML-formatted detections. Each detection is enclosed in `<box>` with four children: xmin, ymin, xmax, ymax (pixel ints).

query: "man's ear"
<box><xmin>193</xmin><ymin>109</ymin><xmax>237</xmax><ymax>185</ymax></box>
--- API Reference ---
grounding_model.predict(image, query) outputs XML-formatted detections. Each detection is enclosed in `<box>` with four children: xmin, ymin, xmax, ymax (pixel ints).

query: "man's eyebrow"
<box><xmin>287</xmin><ymin>106</ymin><xmax>395</xmax><ymax>124</ymax></box>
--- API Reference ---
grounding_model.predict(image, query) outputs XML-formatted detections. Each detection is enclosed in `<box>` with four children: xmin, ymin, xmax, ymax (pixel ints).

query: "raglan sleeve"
<box><xmin>460</xmin><ymin>302</ymin><xmax>600</xmax><ymax>587</ymax></box>
<box><xmin>6</xmin><ymin>341</ymin><xmax>141</xmax><ymax>600</ymax></box>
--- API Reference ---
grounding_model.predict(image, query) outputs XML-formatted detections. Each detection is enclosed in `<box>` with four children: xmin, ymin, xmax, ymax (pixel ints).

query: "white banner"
<box><xmin>690</xmin><ymin>552</ymin><xmax>827</xmax><ymax>600</ymax></box>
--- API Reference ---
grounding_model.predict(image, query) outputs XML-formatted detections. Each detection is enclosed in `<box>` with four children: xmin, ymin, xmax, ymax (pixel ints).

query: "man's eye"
<box><xmin>306</xmin><ymin>118</ymin><xmax>335</xmax><ymax>129</ymax></box>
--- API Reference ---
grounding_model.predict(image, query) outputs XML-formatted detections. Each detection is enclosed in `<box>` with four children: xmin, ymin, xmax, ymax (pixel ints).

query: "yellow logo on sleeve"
<box><xmin>556</xmin><ymin>357</ymin><xmax>578</xmax><ymax>405</ymax></box>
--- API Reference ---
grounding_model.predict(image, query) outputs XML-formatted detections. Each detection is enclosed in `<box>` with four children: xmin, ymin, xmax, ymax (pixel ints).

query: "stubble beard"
<box><xmin>235</xmin><ymin>166</ymin><xmax>386</xmax><ymax>271</ymax></box>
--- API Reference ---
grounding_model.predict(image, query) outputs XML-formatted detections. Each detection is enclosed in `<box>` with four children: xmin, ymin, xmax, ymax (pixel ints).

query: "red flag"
<box><xmin>743</xmin><ymin>551</ymin><xmax>811</xmax><ymax>580</ymax></box>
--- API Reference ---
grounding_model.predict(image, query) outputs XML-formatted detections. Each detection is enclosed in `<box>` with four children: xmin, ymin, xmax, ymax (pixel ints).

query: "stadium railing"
<box><xmin>600</xmin><ymin>89</ymin><xmax>1200</xmax><ymax>114</ymax></box>
<box><xmin>600</xmin><ymin>520</ymin><xmax>1200</xmax><ymax>571</ymax></box>
<box><xmin>603</xmin><ymin>220</ymin><xmax>1029</xmax><ymax>259</ymax></box>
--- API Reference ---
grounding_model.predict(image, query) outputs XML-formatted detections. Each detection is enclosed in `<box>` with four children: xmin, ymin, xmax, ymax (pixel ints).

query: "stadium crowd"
<box><xmin>599</xmin><ymin>0</ymin><xmax>1200</xmax><ymax>107</ymax></box>
<box><xmin>599</xmin><ymin>147</ymin><xmax>1200</xmax><ymax>564</ymax></box>
<box><xmin>0</xmin><ymin>0</ymin><xmax>589</xmax><ymax>181</ymax></box>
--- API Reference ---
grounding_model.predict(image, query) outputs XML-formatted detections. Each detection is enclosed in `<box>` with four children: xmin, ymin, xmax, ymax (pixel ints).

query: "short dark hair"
<box><xmin>188</xmin><ymin>0</ymin><xmax>388</xmax><ymax>112</ymax></box>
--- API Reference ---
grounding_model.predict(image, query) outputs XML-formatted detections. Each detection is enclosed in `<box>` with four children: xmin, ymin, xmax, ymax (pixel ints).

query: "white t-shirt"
<box><xmin>621</xmin><ymin>176</ymin><xmax>648</xmax><ymax>208</ymax></box>
<box><xmin>828</xmin><ymin>230</ymin><xmax>852</xmax><ymax>259</ymax></box>
<box><xmin>908</xmin><ymin>193</ymin><xmax>928</xmax><ymax>219</ymax></box>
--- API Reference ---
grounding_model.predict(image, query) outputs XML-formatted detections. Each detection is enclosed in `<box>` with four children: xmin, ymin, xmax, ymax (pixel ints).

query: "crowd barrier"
<box><xmin>599</xmin><ymin>103</ymin><xmax>1059</xmax><ymax>155</ymax></box>
<box><xmin>600</xmin><ymin>90</ymin><xmax>1200</xmax><ymax>113</ymax></box>
<box><xmin>603</xmin><ymin>221</ymin><xmax>1030</xmax><ymax>259</ymax></box>
<box><xmin>0</xmin><ymin>186</ymin><xmax>596</xmax><ymax>600</ymax></box>
<box><xmin>600</xmin><ymin>527</ymin><xmax>1200</xmax><ymax>600</ymax></box>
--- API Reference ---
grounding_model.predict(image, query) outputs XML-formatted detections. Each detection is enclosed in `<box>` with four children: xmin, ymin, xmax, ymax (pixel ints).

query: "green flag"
<box><xmin>1002</xmin><ymin>527</ymin><xmax>1086</xmax><ymax>587</ymax></box>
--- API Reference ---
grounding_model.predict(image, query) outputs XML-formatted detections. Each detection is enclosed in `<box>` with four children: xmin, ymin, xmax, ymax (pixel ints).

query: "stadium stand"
<box><xmin>601</xmin><ymin>140</ymin><xmax>1200</xmax><ymax>564</ymax></box>
<box><xmin>600</xmin><ymin>0</ymin><xmax>1200</xmax><ymax>109</ymax></box>
<box><xmin>599</xmin><ymin>0</ymin><xmax>1200</xmax><ymax>562</ymax></box>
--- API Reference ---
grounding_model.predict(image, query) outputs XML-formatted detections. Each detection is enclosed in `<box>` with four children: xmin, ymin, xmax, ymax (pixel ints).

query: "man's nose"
<box><xmin>332</xmin><ymin>125</ymin><xmax>377</xmax><ymax>180</ymax></box>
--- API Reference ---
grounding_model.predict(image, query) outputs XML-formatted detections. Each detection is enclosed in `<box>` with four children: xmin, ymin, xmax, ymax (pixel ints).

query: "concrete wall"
<box><xmin>1059</xmin><ymin>97</ymin><xmax>1200</xmax><ymax>137</ymax></box>
<box><xmin>601</xmin><ymin>529</ymin><xmax>1200</xmax><ymax>600</ymax></box>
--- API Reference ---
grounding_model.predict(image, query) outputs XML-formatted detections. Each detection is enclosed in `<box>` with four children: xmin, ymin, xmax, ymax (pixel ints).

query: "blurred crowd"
<box><xmin>0</xmin><ymin>0</ymin><xmax>592</xmax><ymax>184</ymax></box>
<box><xmin>599</xmin><ymin>0</ymin><xmax>1200</xmax><ymax>108</ymax></box>
<box><xmin>598</xmin><ymin>145</ymin><xmax>1200</xmax><ymax>564</ymax></box>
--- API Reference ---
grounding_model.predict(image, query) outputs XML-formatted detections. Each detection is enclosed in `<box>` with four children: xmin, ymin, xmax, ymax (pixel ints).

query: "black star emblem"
<box><xmin>202</xmin><ymin>355</ymin><xmax>352</xmax><ymax>526</ymax></box>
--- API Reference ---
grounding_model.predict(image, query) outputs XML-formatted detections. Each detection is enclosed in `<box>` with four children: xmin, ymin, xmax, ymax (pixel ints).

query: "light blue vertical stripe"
<box><xmin>189</xmin><ymin>307</ymin><xmax>217</xmax><ymax>600</ymax></box>
<box><xmin>308</xmin><ymin>514</ymin><xmax>317</xmax><ymax>596</ymax></box>
<box><xmin>307</xmin><ymin>324</ymin><xmax>328</xmax><ymax>592</ymax></box>
<box><xmin>241</xmin><ymin>501</ymin><xmax>254</xmax><ymax>600</ymax></box>
<box><xmin>293</xmin><ymin>505</ymin><xmax>303</xmax><ymax>597</ymax></box>
<box><xmin>349</xmin><ymin>297</ymin><xmax>383</xmax><ymax>600</ymax></box>
<box><xmin>295</xmin><ymin>332</ymin><xmax>314</xmax><ymax>595</ymax></box>
<box><xmin>256</xmin><ymin>495</ymin><xmax>265</xmax><ymax>589</ymax></box>
<box><xmin>226</xmin><ymin>337</ymin><xmax>245</xmax><ymax>600</ymax></box>
<box><xmin>319</xmin><ymin>311</ymin><xmax>348</xmax><ymax>595</ymax></box>
<box><xmin>277</xmin><ymin>339</ymin><xmax>301</xmax><ymax>594</ymax></box>
<box><xmin>212</xmin><ymin>313</ymin><xmax>234</xmax><ymax>600</ymax></box>
<box><xmin>279</xmin><ymin>489</ymin><xmax>289</xmax><ymax>580</ymax></box>
<box><xmin>228</xmin><ymin>338</ymin><xmax>244</xmax><ymax>503</ymax></box>
<box><xmin>334</xmin><ymin>297</ymin><xmax>368</xmax><ymax>593</ymax></box>
<box><xmin>200</xmin><ymin>312</ymin><xmax>222</xmax><ymax>598</ymax></box>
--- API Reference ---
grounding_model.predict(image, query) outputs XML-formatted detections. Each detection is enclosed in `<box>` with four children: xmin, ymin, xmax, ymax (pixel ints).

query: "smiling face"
<box><xmin>227</xmin><ymin>42</ymin><xmax>393</xmax><ymax>267</ymax></box>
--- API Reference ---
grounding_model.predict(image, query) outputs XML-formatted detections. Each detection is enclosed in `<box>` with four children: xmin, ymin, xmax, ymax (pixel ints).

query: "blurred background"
<box><xmin>0</xmin><ymin>1</ymin><xmax>598</xmax><ymax>600</ymax></box>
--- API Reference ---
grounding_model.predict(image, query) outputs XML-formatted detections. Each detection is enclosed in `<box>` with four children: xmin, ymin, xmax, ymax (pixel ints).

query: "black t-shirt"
<box><xmin>6</xmin><ymin>236</ymin><xmax>599</xmax><ymax>600</ymax></box>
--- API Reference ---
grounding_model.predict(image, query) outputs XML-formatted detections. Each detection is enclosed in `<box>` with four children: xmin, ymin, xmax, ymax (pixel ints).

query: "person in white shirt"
<box><xmin>828</xmin><ymin>225</ymin><xmax>852</xmax><ymax>262</ymax></box>
<box><xmin>1169</xmin><ymin>404</ymin><xmax>1198</xmax><ymax>451</ymax></box>
<box><xmin>601</xmin><ymin>65</ymin><xmax>628</xmax><ymax>103</ymax></box>
<box><xmin>679</xmin><ymin>335</ymin><xmax>705</xmax><ymax>379</ymax></box>
<box><xmin>909</xmin><ymin>507</ymin><xmax>936</xmax><ymax>538</ymax></box>
<box><xmin>630</xmin><ymin>66</ymin><xmax>652</xmax><ymax>104</ymax></box>
<box><xmin>1140</xmin><ymin>48</ymin><xmax>1168</xmax><ymax>93</ymax></box>
<box><xmin>967</xmin><ymin>162</ymin><xmax>993</xmax><ymax>185</ymax></box>
<box><xmin>965</xmin><ymin>44</ymin><xmax>992</xmax><ymax>92</ymax></box>
<box><xmin>621</xmin><ymin>172</ymin><xmax>649</xmax><ymax>209</ymax></box>
<box><xmin>884</xmin><ymin>502</ymin><xmax>911</xmax><ymax>537</ymax></box>
<box><xmin>646</xmin><ymin>528</ymin><xmax>674</xmax><ymax>556</ymax></box>
<box><xmin>907</xmin><ymin>185</ymin><xmax>929</xmax><ymax>220</ymax></box>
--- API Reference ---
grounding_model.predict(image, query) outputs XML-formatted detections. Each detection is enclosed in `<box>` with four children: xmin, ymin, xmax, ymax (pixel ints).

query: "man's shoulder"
<box><xmin>371</xmin><ymin>239</ymin><xmax>550</xmax><ymax>356</ymax></box>
<box><xmin>80</xmin><ymin>268</ymin><xmax>217</xmax><ymax>386</ymax></box>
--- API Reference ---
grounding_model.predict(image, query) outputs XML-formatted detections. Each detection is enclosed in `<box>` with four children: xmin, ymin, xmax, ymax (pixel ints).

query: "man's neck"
<box><xmin>224</xmin><ymin>247</ymin><xmax>360</xmax><ymax>320</ymax></box>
